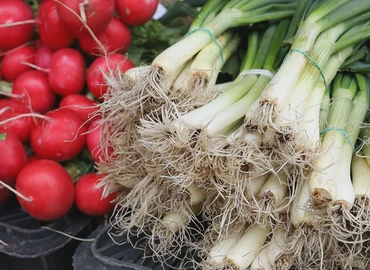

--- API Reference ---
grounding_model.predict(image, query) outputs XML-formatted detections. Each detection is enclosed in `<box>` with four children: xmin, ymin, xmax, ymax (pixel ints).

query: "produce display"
<box><xmin>1</xmin><ymin>0</ymin><xmax>370</xmax><ymax>270</ymax></box>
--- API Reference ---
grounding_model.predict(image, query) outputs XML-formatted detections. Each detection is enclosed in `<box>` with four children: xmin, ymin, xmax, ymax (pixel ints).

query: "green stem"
<box><xmin>205</xmin><ymin>20</ymin><xmax>291</xmax><ymax>135</ymax></box>
<box><xmin>240</xmin><ymin>31</ymin><xmax>259</xmax><ymax>72</ymax></box>
<box><xmin>189</xmin><ymin>0</ymin><xmax>229</xmax><ymax>30</ymax></box>
<box><xmin>332</xmin><ymin>25</ymin><xmax>370</xmax><ymax>53</ymax></box>
<box><xmin>0</xmin><ymin>81</ymin><xmax>13</xmax><ymax>94</ymax></box>
<box><xmin>65</xmin><ymin>160</ymin><xmax>93</xmax><ymax>183</ymax></box>
<box><xmin>318</xmin><ymin>0</ymin><xmax>370</xmax><ymax>31</ymax></box>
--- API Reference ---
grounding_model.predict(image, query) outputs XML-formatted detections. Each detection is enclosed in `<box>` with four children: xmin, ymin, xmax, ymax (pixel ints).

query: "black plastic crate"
<box><xmin>73</xmin><ymin>224</ymin><xmax>197</xmax><ymax>270</ymax></box>
<box><xmin>0</xmin><ymin>196</ymin><xmax>98</xmax><ymax>270</ymax></box>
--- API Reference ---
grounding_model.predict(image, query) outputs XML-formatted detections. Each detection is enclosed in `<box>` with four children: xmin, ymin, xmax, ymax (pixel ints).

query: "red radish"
<box><xmin>15</xmin><ymin>159</ymin><xmax>75</xmax><ymax>221</ymax></box>
<box><xmin>0</xmin><ymin>132</ymin><xmax>28</xmax><ymax>185</ymax></box>
<box><xmin>49</xmin><ymin>48</ymin><xmax>85</xmax><ymax>96</ymax></box>
<box><xmin>56</xmin><ymin>0</ymin><xmax>115</xmax><ymax>38</ymax></box>
<box><xmin>115</xmin><ymin>0</ymin><xmax>159</xmax><ymax>26</ymax></box>
<box><xmin>75</xmin><ymin>173</ymin><xmax>118</xmax><ymax>216</ymax></box>
<box><xmin>30</xmin><ymin>108</ymin><xmax>87</xmax><ymax>162</ymax></box>
<box><xmin>0</xmin><ymin>0</ymin><xmax>36</xmax><ymax>50</ymax></box>
<box><xmin>11</xmin><ymin>70</ymin><xmax>56</xmax><ymax>114</ymax></box>
<box><xmin>0</xmin><ymin>99</ymin><xmax>35</xmax><ymax>143</ymax></box>
<box><xmin>87</xmin><ymin>53</ymin><xmax>135</xmax><ymax>100</ymax></box>
<box><xmin>34</xmin><ymin>45</ymin><xmax>55</xmax><ymax>69</ymax></box>
<box><xmin>59</xmin><ymin>94</ymin><xmax>98</xmax><ymax>122</ymax></box>
<box><xmin>79</xmin><ymin>17</ymin><xmax>131</xmax><ymax>57</ymax></box>
<box><xmin>37</xmin><ymin>0</ymin><xmax>76</xmax><ymax>49</ymax></box>
<box><xmin>86</xmin><ymin>118</ymin><xmax>115</xmax><ymax>163</ymax></box>
<box><xmin>1</xmin><ymin>46</ymin><xmax>36</xmax><ymax>82</ymax></box>
<box><xmin>0</xmin><ymin>186</ymin><xmax>10</xmax><ymax>205</ymax></box>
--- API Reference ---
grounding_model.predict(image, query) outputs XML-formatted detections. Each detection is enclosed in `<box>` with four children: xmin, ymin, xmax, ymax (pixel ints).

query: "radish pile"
<box><xmin>0</xmin><ymin>0</ymin><xmax>161</xmax><ymax>221</ymax></box>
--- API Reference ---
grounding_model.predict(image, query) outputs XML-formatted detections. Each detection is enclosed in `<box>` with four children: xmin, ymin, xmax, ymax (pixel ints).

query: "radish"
<box><xmin>75</xmin><ymin>173</ymin><xmax>118</xmax><ymax>216</ymax></box>
<box><xmin>0</xmin><ymin>132</ymin><xmax>28</xmax><ymax>185</ymax></box>
<box><xmin>48</xmin><ymin>48</ymin><xmax>85</xmax><ymax>96</ymax></box>
<box><xmin>59</xmin><ymin>94</ymin><xmax>98</xmax><ymax>122</ymax></box>
<box><xmin>37</xmin><ymin>0</ymin><xmax>77</xmax><ymax>49</ymax></box>
<box><xmin>0</xmin><ymin>0</ymin><xmax>36</xmax><ymax>50</ymax></box>
<box><xmin>30</xmin><ymin>108</ymin><xmax>87</xmax><ymax>162</ymax></box>
<box><xmin>11</xmin><ymin>70</ymin><xmax>56</xmax><ymax>114</ymax></box>
<box><xmin>34</xmin><ymin>44</ymin><xmax>55</xmax><ymax>69</ymax></box>
<box><xmin>86</xmin><ymin>53</ymin><xmax>135</xmax><ymax>100</ymax></box>
<box><xmin>86</xmin><ymin>118</ymin><xmax>115</xmax><ymax>163</ymax></box>
<box><xmin>15</xmin><ymin>159</ymin><xmax>75</xmax><ymax>221</ymax></box>
<box><xmin>55</xmin><ymin>0</ymin><xmax>115</xmax><ymax>38</ymax></box>
<box><xmin>0</xmin><ymin>186</ymin><xmax>10</xmax><ymax>205</ymax></box>
<box><xmin>0</xmin><ymin>99</ymin><xmax>35</xmax><ymax>143</ymax></box>
<box><xmin>79</xmin><ymin>17</ymin><xmax>131</xmax><ymax>57</ymax></box>
<box><xmin>115</xmin><ymin>0</ymin><xmax>159</xmax><ymax>26</ymax></box>
<box><xmin>1</xmin><ymin>46</ymin><xmax>36</xmax><ymax>82</ymax></box>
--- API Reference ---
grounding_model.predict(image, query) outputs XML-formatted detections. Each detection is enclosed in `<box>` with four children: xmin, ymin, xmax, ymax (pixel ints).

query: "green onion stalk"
<box><xmin>282</xmin><ymin>72</ymin><xmax>370</xmax><ymax>270</ymax></box>
<box><xmin>309</xmin><ymin>73</ymin><xmax>369</xmax><ymax>209</ymax></box>
<box><xmin>243</xmin><ymin>0</ymin><xmax>370</xmax><ymax>157</ymax></box>
<box><xmin>144</xmin><ymin>19</ymin><xmax>299</xmax><ymax>256</ymax></box>
<box><xmin>134</xmin><ymin>22</ymin><xmax>290</xmax><ymax>244</ymax></box>
<box><xmin>96</xmin><ymin>0</ymin><xmax>297</xmax><ymax>198</ymax></box>
<box><xmin>169</xmin><ymin>30</ymin><xmax>240</xmax><ymax>110</ymax></box>
<box><xmin>325</xmin><ymin>109</ymin><xmax>370</xmax><ymax>269</ymax></box>
<box><xmin>196</xmin><ymin>16</ymin><xmax>304</xmax><ymax>233</ymax></box>
<box><xmin>112</xmin><ymin>0</ymin><xmax>297</xmax><ymax>115</ymax></box>
<box><xmin>137</xmin><ymin>20</ymin><xmax>286</xmax><ymax>186</ymax></box>
<box><xmin>251</xmin><ymin>18</ymin><xmax>370</xmax><ymax>181</ymax></box>
<box><xmin>283</xmin><ymin>179</ymin><xmax>334</xmax><ymax>270</ymax></box>
<box><xmin>200</xmin><ymin>222</ymin><xmax>272</xmax><ymax>270</ymax></box>
<box><xmin>96</xmin><ymin>36</ymin><xmax>240</xmax><ymax>197</ymax></box>
<box><xmin>318</xmin><ymin>73</ymin><xmax>369</xmax><ymax>270</ymax></box>
<box><xmin>96</xmin><ymin>3</ymin><xmax>243</xmax><ymax>197</ymax></box>
<box><xmin>105</xmin><ymin>18</ymin><xmax>295</xmax><ymax>266</ymax></box>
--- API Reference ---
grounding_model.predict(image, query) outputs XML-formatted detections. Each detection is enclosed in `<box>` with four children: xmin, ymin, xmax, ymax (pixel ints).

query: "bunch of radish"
<box><xmin>0</xmin><ymin>0</ymin><xmax>159</xmax><ymax>221</ymax></box>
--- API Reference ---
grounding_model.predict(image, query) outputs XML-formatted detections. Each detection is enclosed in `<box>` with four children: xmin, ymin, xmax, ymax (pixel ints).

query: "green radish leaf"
<box><xmin>127</xmin><ymin>19</ymin><xmax>189</xmax><ymax>66</ymax></box>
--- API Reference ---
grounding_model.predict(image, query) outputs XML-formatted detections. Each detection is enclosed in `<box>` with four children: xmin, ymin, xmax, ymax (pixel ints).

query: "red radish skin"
<box><xmin>0</xmin><ymin>99</ymin><xmax>35</xmax><ymax>143</ymax></box>
<box><xmin>59</xmin><ymin>94</ymin><xmax>98</xmax><ymax>122</ymax></box>
<box><xmin>37</xmin><ymin>0</ymin><xmax>76</xmax><ymax>49</ymax></box>
<box><xmin>1</xmin><ymin>46</ymin><xmax>37</xmax><ymax>82</ymax></box>
<box><xmin>115</xmin><ymin>0</ymin><xmax>159</xmax><ymax>26</ymax></box>
<box><xmin>12</xmin><ymin>70</ymin><xmax>56</xmax><ymax>114</ymax></box>
<box><xmin>49</xmin><ymin>48</ymin><xmax>86</xmax><ymax>96</ymax></box>
<box><xmin>15</xmin><ymin>159</ymin><xmax>75</xmax><ymax>221</ymax></box>
<box><xmin>0</xmin><ymin>0</ymin><xmax>36</xmax><ymax>50</ymax></box>
<box><xmin>56</xmin><ymin>0</ymin><xmax>115</xmax><ymax>38</ymax></box>
<box><xmin>30</xmin><ymin>108</ymin><xmax>87</xmax><ymax>162</ymax></box>
<box><xmin>86</xmin><ymin>119</ymin><xmax>115</xmax><ymax>163</ymax></box>
<box><xmin>34</xmin><ymin>45</ymin><xmax>55</xmax><ymax>69</ymax></box>
<box><xmin>87</xmin><ymin>53</ymin><xmax>135</xmax><ymax>100</ymax></box>
<box><xmin>0</xmin><ymin>186</ymin><xmax>10</xmax><ymax>205</ymax></box>
<box><xmin>79</xmin><ymin>17</ymin><xmax>132</xmax><ymax>57</ymax></box>
<box><xmin>75</xmin><ymin>173</ymin><xmax>118</xmax><ymax>216</ymax></box>
<box><xmin>0</xmin><ymin>132</ymin><xmax>28</xmax><ymax>185</ymax></box>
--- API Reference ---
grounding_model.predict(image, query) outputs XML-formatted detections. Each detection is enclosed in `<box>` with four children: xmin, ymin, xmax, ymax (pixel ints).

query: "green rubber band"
<box><xmin>355</xmin><ymin>141</ymin><xmax>364</xmax><ymax>153</ymax></box>
<box><xmin>320</xmin><ymin>127</ymin><xmax>355</xmax><ymax>151</ymax></box>
<box><xmin>185</xmin><ymin>27</ymin><xmax>225</xmax><ymax>64</ymax></box>
<box><xmin>291</xmin><ymin>49</ymin><xmax>329</xmax><ymax>92</ymax></box>
<box><xmin>76</xmin><ymin>160</ymin><xmax>94</xmax><ymax>175</ymax></box>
